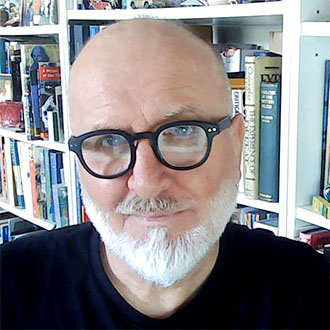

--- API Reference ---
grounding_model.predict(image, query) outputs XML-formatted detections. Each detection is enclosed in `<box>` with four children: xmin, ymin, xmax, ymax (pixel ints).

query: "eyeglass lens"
<box><xmin>81</xmin><ymin>125</ymin><xmax>208</xmax><ymax>176</ymax></box>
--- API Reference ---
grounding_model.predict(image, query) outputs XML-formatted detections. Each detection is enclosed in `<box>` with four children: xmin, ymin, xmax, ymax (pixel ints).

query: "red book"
<box><xmin>300</xmin><ymin>228</ymin><xmax>330</xmax><ymax>249</ymax></box>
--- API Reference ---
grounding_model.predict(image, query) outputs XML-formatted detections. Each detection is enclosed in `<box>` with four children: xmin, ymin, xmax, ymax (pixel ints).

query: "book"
<box><xmin>259</xmin><ymin>81</ymin><xmax>281</xmax><ymax>202</ymax></box>
<box><xmin>299</xmin><ymin>227</ymin><xmax>330</xmax><ymax>250</ymax></box>
<box><xmin>0</xmin><ymin>74</ymin><xmax>12</xmax><ymax>102</ymax></box>
<box><xmin>9</xmin><ymin>44</ymin><xmax>22</xmax><ymax>102</ymax></box>
<box><xmin>0</xmin><ymin>137</ymin><xmax>6</xmax><ymax>200</ymax></box>
<box><xmin>231</xmin><ymin>88</ymin><xmax>245</xmax><ymax>194</ymax></box>
<box><xmin>54</xmin><ymin>85</ymin><xmax>64</xmax><ymax>142</ymax></box>
<box><xmin>3</xmin><ymin>138</ymin><xmax>15</xmax><ymax>206</ymax></box>
<box><xmin>38</xmin><ymin>62</ymin><xmax>61</xmax><ymax>140</ymax></box>
<box><xmin>244</xmin><ymin>55</ymin><xmax>282</xmax><ymax>199</ymax></box>
<box><xmin>52</xmin><ymin>183</ymin><xmax>69</xmax><ymax>227</ymax></box>
<box><xmin>20</xmin><ymin>43</ymin><xmax>59</xmax><ymax>139</ymax></box>
<box><xmin>312</xmin><ymin>195</ymin><xmax>330</xmax><ymax>219</ymax></box>
<box><xmin>28</xmin><ymin>145</ymin><xmax>39</xmax><ymax>218</ymax></box>
<box><xmin>16</xmin><ymin>141</ymin><xmax>33</xmax><ymax>215</ymax></box>
<box><xmin>0</xmin><ymin>0</ymin><xmax>22</xmax><ymax>26</ymax></box>
<box><xmin>21</xmin><ymin>0</ymin><xmax>58</xmax><ymax>26</ymax></box>
<box><xmin>73</xmin><ymin>24</ymin><xmax>89</xmax><ymax>60</ymax></box>
<box><xmin>229</xmin><ymin>77</ymin><xmax>245</xmax><ymax>90</ymax></box>
<box><xmin>9</xmin><ymin>139</ymin><xmax>25</xmax><ymax>208</ymax></box>
<box><xmin>220</xmin><ymin>46</ymin><xmax>260</xmax><ymax>73</ymax></box>
<box><xmin>321</xmin><ymin>60</ymin><xmax>330</xmax><ymax>191</ymax></box>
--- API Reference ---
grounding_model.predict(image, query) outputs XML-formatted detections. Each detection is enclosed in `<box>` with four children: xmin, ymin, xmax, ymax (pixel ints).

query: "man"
<box><xmin>1</xmin><ymin>19</ymin><xmax>329</xmax><ymax>329</ymax></box>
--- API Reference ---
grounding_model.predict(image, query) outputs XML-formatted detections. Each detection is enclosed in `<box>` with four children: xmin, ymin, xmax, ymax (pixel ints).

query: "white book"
<box><xmin>17</xmin><ymin>142</ymin><xmax>33</xmax><ymax>216</ymax></box>
<box><xmin>3</xmin><ymin>138</ymin><xmax>15</xmax><ymax>207</ymax></box>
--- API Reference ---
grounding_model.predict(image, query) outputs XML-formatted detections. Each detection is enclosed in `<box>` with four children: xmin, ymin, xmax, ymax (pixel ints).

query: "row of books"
<box><xmin>0</xmin><ymin>0</ymin><xmax>58</xmax><ymax>27</ymax></box>
<box><xmin>0</xmin><ymin>208</ymin><xmax>45</xmax><ymax>244</ymax></box>
<box><xmin>0</xmin><ymin>40</ymin><xmax>65</xmax><ymax>142</ymax></box>
<box><xmin>77</xmin><ymin>0</ymin><xmax>281</xmax><ymax>10</ymax></box>
<box><xmin>231</xmin><ymin>205</ymin><xmax>279</xmax><ymax>234</ymax></box>
<box><xmin>225</xmin><ymin>42</ymin><xmax>282</xmax><ymax>202</ymax></box>
<box><xmin>0</xmin><ymin>138</ymin><xmax>69</xmax><ymax>228</ymax></box>
<box><xmin>232</xmin><ymin>206</ymin><xmax>330</xmax><ymax>251</ymax></box>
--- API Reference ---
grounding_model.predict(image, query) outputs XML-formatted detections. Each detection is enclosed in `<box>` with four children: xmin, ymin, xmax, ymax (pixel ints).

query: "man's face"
<box><xmin>69</xmin><ymin>22</ymin><xmax>242</xmax><ymax>258</ymax></box>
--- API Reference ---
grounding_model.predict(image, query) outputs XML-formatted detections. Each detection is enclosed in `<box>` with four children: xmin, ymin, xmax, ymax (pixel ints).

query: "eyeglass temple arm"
<box><xmin>217</xmin><ymin>115</ymin><xmax>232</xmax><ymax>133</ymax></box>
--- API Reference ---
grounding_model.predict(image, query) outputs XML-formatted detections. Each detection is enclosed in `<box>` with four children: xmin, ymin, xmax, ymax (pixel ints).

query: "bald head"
<box><xmin>69</xmin><ymin>19</ymin><xmax>232</xmax><ymax>135</ymax></box>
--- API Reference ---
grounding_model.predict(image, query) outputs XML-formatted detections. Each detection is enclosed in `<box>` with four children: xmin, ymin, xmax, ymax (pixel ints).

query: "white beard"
<box><xmin>81</xmin><ymin>181</ymin><xmax>238</xmax><ymax>288</ymax></box>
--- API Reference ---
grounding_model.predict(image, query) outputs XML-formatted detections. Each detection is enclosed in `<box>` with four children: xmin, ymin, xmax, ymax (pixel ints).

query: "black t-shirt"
<box><xmin>1</xmin><ymin>222</ymin><xmax>329</xmax><ymax>329</ymax></box>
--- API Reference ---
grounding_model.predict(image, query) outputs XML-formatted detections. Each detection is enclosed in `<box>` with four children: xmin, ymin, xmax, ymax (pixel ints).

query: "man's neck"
<box><xmin>100</xmin><ymin>241</ymin><xmax>220</xmax><ymax>319</ymax></box>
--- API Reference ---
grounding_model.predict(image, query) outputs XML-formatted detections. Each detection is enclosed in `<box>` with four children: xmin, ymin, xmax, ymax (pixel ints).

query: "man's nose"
<box><xmin>127</xmin><ymin>140</ymin><xmax>171</xmax><ymax>198</ymax></box>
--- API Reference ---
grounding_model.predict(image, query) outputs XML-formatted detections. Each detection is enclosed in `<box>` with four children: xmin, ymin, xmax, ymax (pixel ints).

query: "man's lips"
<box><xmin>124</xmin><ymin>210</ymin><xmax>185</xmax><ymax>222</ymax></box>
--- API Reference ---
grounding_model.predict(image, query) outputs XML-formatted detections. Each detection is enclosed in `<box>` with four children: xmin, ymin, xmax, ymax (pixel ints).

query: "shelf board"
<box><xmin>237</xmin><ymin>193</ymin><xmax>280</xmax><ymax>213</ymax></box>
<box><xmin>301</xmin><ymin>22</ymin><xmax>330</xmax><ymax>37</ymax></box>
<box><xmin>0</xmin><ymin>128</ymin><xmax>68</xmax><ymax>152</ymax></box>
<box><xmin>0</xmin><ymin>200</ymin><xmax>55</xmax><ymax>231</ymax></box>
<box><xmin>296</xmin><ymin>205</ymin><xmax>330</xmax><ymax>230</ymax></box>
<box><xmin>68</xmin><ymin>2</ymin><xmax>284</xmax><ymax>25</ymax></box>
<box><xmin>0</xmin><ymin>25</ymin><xmax>59</xmax><ymax>42</ymax></box>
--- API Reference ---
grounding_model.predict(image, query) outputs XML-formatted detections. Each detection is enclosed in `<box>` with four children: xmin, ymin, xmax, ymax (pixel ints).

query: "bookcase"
<box><xmin>0</xmin><ymin>0</ymin><xmax>329</xmax><ymax>240</ymax></box>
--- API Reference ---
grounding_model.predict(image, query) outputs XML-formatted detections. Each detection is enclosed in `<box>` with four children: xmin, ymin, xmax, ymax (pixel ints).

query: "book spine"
<box><xmin>55</xmin><ymin>86</ymin><xmax>64</xmax><ymax>142</ymax></box>
<box><xmin>39</xmin><ymin>148</ymin><xmax>47</xmax><ymax>219</ymax></box>
<box><xmin>259</xmin><ymin>81</ymin><xmax>281</xmax><ymax>202</ymax></box>
<box><xmin>17</xmin><ymin>142</ymin><xmax>33</xmax><ymax>215</ymax></box>
<box><xmin>3</xmin><ymin>138</ymin><xmax>15</xmax><ymax>206</ymax></box>
<box><xmin>321</xmin><ymin>61</ymin><xmax>330</xmax><ymax>191</ymax></box>
<box><xmin>44</xmin><ymin>149</ymin><xmax>53</xmax><ymax>222</ymax></box>
<box><xmin>29</xmin><ymin>146</ymin><xmax>39</xmax><ymax>218</ymax></box>
<box><xmin>0</xmin><ymin>137</ymin><xmax>6</xmax><ymax>200</ymax></box>
<box><xmin>9</xmin><ymin>140</ymin><xmax>25</xmax><ymax>208</ymax></box>
<box><xmin>244</xmin><ymin>56</ymin><xmax>258</xmax><ymax>199</ymax></box>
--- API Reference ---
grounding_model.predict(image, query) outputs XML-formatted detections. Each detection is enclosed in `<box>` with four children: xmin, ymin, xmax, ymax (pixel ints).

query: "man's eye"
<box><xmin>102</xmin><ymin>135</ymin><xmax>126</xmax><ymax>147</ymax></box>
<box><xmin>170</xmin><ymin>126</ymin><xmax>194</xmax><ymax>136</ymax></box>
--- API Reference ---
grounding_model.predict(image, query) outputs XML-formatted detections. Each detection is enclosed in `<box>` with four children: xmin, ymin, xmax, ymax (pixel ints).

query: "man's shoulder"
<box><xmin>1</xmin><ymin>222</ymin><xmax>96</xmax><ymax>262</ymax></box>
<box><xmin>224</xmin><ymin>222</ymin><xmax>328</xmax><ymax>270</ymax></box>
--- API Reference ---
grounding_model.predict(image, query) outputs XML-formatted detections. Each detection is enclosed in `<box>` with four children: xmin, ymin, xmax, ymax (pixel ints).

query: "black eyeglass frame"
<box><xmin>68</xmin><ymin>115</ymin><xmax>232</xmax><ymax>179</ymax></box>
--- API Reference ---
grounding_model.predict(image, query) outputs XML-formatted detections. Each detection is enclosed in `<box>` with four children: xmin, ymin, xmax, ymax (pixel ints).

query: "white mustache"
<box><xmin>115</xmin><ymin>196</ymin><xmax>192</xmax><ymax>215</ymax></box>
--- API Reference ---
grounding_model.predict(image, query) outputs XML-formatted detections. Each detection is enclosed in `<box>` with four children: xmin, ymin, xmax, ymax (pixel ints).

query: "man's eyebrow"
<box><xmin>163</xmin><ymin>105</ymin><xmax>201</xmax><ymax>119</ymax></box>
<box><xmin>91</xmin><ymin>123</ymin><xmax>122</xmax><ymax>131</ymax></box>
<box><xmin>89</xmin><ymin>106</ymin><xmax>202</xmax><ymax>131</ymax></box>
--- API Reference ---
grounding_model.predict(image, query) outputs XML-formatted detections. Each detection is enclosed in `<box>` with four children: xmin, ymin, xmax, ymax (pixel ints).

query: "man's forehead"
<box><xmin>90</xmin><ymin>105</ymin><xmax>208</xmax><ymax>132</ymax></box>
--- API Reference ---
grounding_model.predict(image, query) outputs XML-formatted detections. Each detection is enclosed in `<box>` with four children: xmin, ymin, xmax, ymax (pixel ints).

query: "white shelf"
<box><xmin>296</xmin><ymin>205</ymin><xmax>330</xmax><ymax>230</ymax></box>
<box><xmin>237</xmin><ymin>193</ymin><xmax>280</xmax><ymax>213</ymax></box>
<box><xmin>301</xmin><ymin>22</ymin><xmax>330</xmax><ymax>37</ymax></box>
<box><xmin>0</xmin><ymin>25</ymin><xmax>60</xmax><ymax>37</ymax></box>
<box><xmin>0</xmin><ymin>128</ymin><xmax>68</xmax><ymax>152</ymax></box>
<box><xmin>0</xmin><ymin>199</ymin><xmax>55</xmax><ymax>231</ymax></box>
<box><xmin>68</xmin><ymin>2</ymin><xmax>284</xmax><ymax>25</ymax></box>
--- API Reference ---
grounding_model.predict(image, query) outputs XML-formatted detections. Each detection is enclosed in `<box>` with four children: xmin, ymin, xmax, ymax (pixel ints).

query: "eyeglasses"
<box><xmin>68</xmin><ymin>116</ymin><xmax>232</xmax><ymax>179</ymax></box>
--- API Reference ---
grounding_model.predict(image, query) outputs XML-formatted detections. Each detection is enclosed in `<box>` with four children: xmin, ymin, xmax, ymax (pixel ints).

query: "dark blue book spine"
<box><xmin>320</xmin><ymin>60</ymin><xmax>330</xmax><ymax>193</ymax></box>
<box><xmin>259</xmin><ymin>81</ymin><xmax>281</xmax><ymax>202</ymax></box>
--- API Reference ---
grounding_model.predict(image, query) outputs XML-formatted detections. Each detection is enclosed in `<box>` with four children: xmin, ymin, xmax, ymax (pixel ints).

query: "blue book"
<box><xmin>49</xmin><ymin>151</ymin><xmax>63</xmax><ymax>185</ymax></box>
<box><xmin>1</xmin><ymin>224</ymin><xmax>9</xmax><ymax>244</ymax></box>
<box><xmin>49</xmin><ymin>151</ymin><xmax>63</xmax><ymax>221</ymax></box>
<box><xmin>9</xmin><ymin>140</ymin><xmax>25</xmax><ymax>208</ymax></box>
<box><xmin>75</xmin><ymin>162</ymin><xmax>82</xmax><ymax>224</ymax></box>
<box><xmin>320</xmin><ymin>60</ymin><xmax>330</xmax><ymax>193</ymax></box>
<box><xmin>259</xmin><ymin>81</ymin><xmax>281</xmax><ymax>202</ymax></box>
<box><xmin>89</xmin><ymin>25</ymin><xmax>100</xmax><ymax>38</ymax></box>
<box><xmin>42</xmin><ymin>149</ymin><xmax>53</xmax><ymax>221</ymax></box>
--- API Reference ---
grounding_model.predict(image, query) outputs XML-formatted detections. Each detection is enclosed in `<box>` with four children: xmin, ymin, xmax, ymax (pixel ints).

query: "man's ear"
<box><xmin>231</xmin><ymin>112</ymin><xmax>245</xmax><ymax>166</ymax></box>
